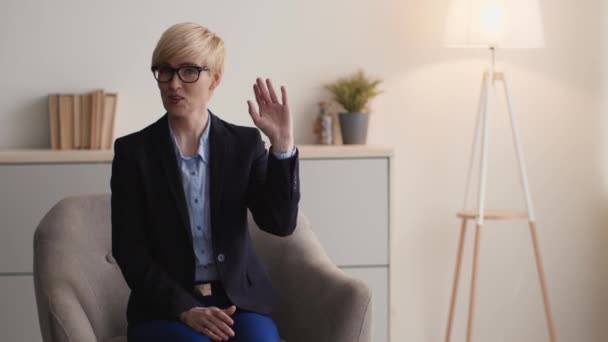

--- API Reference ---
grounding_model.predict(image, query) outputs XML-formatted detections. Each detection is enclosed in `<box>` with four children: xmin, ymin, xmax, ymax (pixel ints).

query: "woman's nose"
<box><xmin>168</xmin><ymin>73</ymin><xmax>182</xmax><ymax>90</ymax></box>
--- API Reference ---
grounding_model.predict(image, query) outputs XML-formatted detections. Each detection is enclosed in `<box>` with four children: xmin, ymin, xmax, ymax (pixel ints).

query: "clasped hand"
<box><xmin>179</xmin><ymin>305</ymin><xmax>237</xmax><ymax>341</ymax></box>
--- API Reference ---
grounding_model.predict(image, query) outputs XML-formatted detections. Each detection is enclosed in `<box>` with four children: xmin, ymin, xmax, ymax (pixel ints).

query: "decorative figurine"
<box><xmin>313</xmin><ymin>101</ymin><xmax>333</xmax><ymax>145</ymax></box>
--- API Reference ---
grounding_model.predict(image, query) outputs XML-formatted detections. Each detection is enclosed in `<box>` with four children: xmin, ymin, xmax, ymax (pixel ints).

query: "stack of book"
<box><xmin>48</xmin><ymin>89</ymin><xmax>117</xmax><ymax>150</ymax></box>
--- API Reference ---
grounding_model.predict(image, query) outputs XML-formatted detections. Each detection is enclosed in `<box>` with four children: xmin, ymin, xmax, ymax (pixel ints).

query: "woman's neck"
<box><xmin>169</xmin><ymin>109</ymin><xmax>209</xmax><ymax>156</ymax></box>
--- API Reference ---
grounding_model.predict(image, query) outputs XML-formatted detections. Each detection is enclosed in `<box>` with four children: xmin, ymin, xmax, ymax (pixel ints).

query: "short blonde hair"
<box><xmin>152</xmin><ymin>22</ymin><xmax>225</xmax><ymax>77</ymax></box>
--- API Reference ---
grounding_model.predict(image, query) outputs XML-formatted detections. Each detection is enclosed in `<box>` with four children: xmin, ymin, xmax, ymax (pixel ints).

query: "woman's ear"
<box><xmin>210</xmin><ymin>72</ymin><xmax>221</xmax><ymax>90</ymax></box>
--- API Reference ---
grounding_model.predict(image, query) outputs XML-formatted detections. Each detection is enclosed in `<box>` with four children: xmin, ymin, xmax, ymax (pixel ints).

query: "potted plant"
<box><xmin>325</xmin><ymin>70</ymin><xmax>382</xmax><ymax>144</ymax></box>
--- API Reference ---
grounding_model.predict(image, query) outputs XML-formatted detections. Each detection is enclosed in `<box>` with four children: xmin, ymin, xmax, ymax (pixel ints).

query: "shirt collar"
<box><xmin>168</xmin><ymin>115</ymin><xmax>211</xmax><ymax>164</ymax></box>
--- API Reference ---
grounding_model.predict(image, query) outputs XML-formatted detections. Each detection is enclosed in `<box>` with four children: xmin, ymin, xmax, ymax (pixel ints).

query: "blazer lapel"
<box><xmin>209</xmin><ymin>112</ymin><xmax>226</xmax><ymax>228</ymax></box>
<box><xmin>155</xmin><ymin>114</ymin><xmax>192</xmax><ymax>244</ymax></box>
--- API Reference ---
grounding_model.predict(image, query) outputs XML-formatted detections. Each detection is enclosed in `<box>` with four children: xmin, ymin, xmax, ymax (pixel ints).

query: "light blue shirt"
<box><xmin>169</xmin><ymin>118</ymin><xmax>217</xmax><ymax>281</ymax></box>
<box><xmin>169</xmin><ymin>117</ymin><xmax>296</xmax><ymax>282</ymax></box>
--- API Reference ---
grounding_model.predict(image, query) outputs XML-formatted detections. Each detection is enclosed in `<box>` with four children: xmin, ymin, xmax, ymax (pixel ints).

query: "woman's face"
<box><xmin>157</xmin><ymin>56</ymin><xmax>220</xmax><ymax>119</ymax></box>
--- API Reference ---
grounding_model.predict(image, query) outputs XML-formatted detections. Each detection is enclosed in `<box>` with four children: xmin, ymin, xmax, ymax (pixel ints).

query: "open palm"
<box><xmin>247</xmin><ymin>78</ymin><xmax>293</xmax><ymax>152</ymax></box>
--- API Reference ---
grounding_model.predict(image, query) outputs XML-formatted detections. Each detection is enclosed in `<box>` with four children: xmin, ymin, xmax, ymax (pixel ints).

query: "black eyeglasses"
<box><xmin>151</xmin><ymin>65</ymin><xmax>209</xmax><ymax>83</ymax></box>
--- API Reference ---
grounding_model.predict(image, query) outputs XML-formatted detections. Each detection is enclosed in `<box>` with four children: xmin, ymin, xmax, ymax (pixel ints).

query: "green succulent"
<box><xmin>325</xmin><ymin>70</ymin><xmax>383</xmax><ymax>113</ymax></box>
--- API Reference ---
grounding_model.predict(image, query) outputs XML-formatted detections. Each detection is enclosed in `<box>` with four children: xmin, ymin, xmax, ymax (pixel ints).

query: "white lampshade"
<box><xmin>445</xmin><ymin>0</ymin><xmax>545</xmax><ymax>48</ymax></box>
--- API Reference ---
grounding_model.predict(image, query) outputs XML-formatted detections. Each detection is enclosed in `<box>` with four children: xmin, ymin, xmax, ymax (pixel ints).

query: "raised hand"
<box><xmin>247</xmin><ymin>78</ymin><xmax>294</xmax><ymax>153</ymax></box>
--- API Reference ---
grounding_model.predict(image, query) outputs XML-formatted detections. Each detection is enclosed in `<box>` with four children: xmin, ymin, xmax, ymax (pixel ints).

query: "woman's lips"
<box><xmin>168</xmin><ymin>95</ymin><xmax>184</xmax><ymax>105</ymax></box>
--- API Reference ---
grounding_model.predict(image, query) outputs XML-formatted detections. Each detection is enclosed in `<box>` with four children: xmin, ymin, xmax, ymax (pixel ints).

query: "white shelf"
<box><xmin>298</xmin><ymin>145</ymin><xmax>393</xmax><ymax>159</ymax></box>
<box><xmin>0</xmin><ymin>150</ymin><xmax>113</xmax><ymax>164</ymax></box>
<box><xmin>0</xmin><ymin>145</ymin><xmax>393</xmax><ymax>164</ymax></box>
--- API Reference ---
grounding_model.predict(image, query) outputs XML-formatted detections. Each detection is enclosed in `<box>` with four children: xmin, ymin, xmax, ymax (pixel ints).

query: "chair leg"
<box><xmin>529</xmin><ymin>221</ymin><xmax>557</xmax><ymax>342</ymax></box>
<box><xmin>445</xmin><ymin>219</ymin><xmax>468</xmax><ymax>342</ymax></box>
<box><xmin>466</xmin><ymin>223</ymin><xmax>482</xmax><ymax>342</ymax></box>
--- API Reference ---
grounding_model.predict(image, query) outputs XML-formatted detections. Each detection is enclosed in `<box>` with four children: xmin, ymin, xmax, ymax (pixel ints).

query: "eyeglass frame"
<box><xmin>151</xmin><ymin>64</ymin><xmax>209</xmax><ymax>83</ymax></box>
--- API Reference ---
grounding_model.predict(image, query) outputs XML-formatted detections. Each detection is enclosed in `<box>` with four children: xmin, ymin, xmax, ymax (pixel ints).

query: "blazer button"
<box><xmin>217</xmin><ymin>253</ymin><xmax>225</xmax><ymax>262</ymax></box>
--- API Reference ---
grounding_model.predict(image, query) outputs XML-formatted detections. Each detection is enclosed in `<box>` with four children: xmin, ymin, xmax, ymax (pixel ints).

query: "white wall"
<box><xmin>1</xmin><ymin>0</ymin><xmax>607</xmax><ymax>341</ymax></box>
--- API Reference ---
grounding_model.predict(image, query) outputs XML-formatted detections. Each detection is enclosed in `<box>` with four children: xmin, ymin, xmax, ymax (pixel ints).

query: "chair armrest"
<box><xmin>270</xmin><ymin>226</ymin><xmax>372</xmax><ymax>342</ymax></box>
<box><xmin>34</xmin><ymin>246</ymin><xmax>98</xmax><ymax>342</ymax></box>
<box><xmin>46</xmin><ymin>290</ymin><xmax>98</xmax><ymax>342</ymax></box>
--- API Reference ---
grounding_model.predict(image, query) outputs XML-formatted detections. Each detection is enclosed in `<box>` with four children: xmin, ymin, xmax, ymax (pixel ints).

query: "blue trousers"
<box><xmin>127</xmin><ymin>285</ymin><xmax>279</xmax><ymax>342</ymax></box>
<box><xmin>127</xmin><ymin>311</ymin><xmax>279</xmax><ymax>342</ymax></box>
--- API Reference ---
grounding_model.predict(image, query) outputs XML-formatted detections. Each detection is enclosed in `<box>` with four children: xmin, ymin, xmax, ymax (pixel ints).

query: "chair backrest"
<box><xmin>33</xmin><ymin>194</ymin><xmax>327</xmax><ymax>342</ymax></box>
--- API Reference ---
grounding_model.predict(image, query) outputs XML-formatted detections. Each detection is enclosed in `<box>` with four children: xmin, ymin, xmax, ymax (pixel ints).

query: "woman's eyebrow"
<box><xmin>156</xmin><ymin>62</ymin><xmax>198</xmax><ymax>68</ymax></box>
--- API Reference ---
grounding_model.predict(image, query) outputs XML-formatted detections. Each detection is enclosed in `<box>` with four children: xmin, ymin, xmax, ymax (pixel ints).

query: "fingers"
<box><xmin>247</xmin><ymin>100</ymin><xmax>261</xmax><ymax>125</ymax></box>
<box><xmin>256</xmin><ymin>78</ymin><xmax>272</xmax><ymax>104</ymax></box>
<box><xmin>205</xmin><ymin>315</ymin><xmax>234</xmax><ymax>340</ymax></box>
<box><xmin>208</xmin><ymin>306</ymin><xmax>237</xmax><ymax>340</ymax></box>
<box><xmin>184</xmin><ymin>313</ymin><xmax>224</xmax><ymax>341</ymax></box>
<box><xmin>223</xmin><ymin>305</ymin><xmax>237</xmax><ymax>316</ymax></box>
<box><xmin>281</xmin><ymin>85</ymin><xmax>289</xmax><ymax>109</ymax></box>
<box><xmin>190</xmin><ymin>307</ymin><xmax>236</xmax><ymax>341</ymax></box>
<box><xmin>253</xmin><ymin>82</ymin><xmax>264</xmax><ymax>106</ymax></box>
<box><xmin>249</xmin><ymin>78</ymin><xmax>288</xmax><ymax>129</ymax></box>
<box><xmin>200</xmin><ymin>326</ymin><xmax>224</xmax><ymax>341</ymax></box>
<box><xmin>266</xmin><ymin>79</ymin><xmax>280</xmax><ymax>104</ymax></box>
<box><xmin>255</xmin><ymin>78</ymin><xmax>284</xmax><ymax>105</ymax></box>
<box><xmin>211</xmin><ymin>306</ymin><xmax>235</xmax><ymax>326</ymax></box>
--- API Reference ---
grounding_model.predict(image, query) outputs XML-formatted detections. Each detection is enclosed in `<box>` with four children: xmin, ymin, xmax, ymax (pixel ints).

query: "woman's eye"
<box><xmin>183</xmin><ymin>67</ymin><xmax>198</xmax><ymax>75</ymax></box>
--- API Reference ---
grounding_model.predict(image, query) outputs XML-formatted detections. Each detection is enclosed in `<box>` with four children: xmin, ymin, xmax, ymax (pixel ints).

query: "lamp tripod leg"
<box><xmin>444</xmin><ymin>219</ymin><xmax>468</xmax><ymax>342</ymax></box>
<box><xmin>529</xmin><ymin>222</ymin><xmax>557</xmax><ymax>342</ymax></box>
<box><xmin>463</xmin><ymin>71</ymin><xmax>489</xmax><ymax>209</ymax></box>
<box><xmin>465</xmin><ymin>223</ymin><xmax>482</xmax><ymax>342</ymax></box>
<box><xmin>446</xmin><ymin>69</ymin><xmax>491</xmax><ymax>342</ymax></box>
<box><xmin>466</xmin><ymin>67</ymin><xmax>493</xmax><ymax>342</ymax></box>
<box><xmin>503</xmin><ymin>73</ymin><xmax>556</xmax><ymax>341</ymax></box>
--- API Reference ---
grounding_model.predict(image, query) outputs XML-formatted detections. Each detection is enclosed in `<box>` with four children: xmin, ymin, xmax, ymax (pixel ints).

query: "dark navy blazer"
<box><xmin>111</xmin><ymin>113</ymin><xmax>300</xmax><ymax>325</ymax></box>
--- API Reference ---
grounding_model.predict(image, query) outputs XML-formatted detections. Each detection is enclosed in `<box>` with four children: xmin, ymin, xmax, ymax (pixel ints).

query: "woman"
<box><xmin>111</xmin><ymin>22</ymin><xmax>300</xmax><ymax>342</ymax></box>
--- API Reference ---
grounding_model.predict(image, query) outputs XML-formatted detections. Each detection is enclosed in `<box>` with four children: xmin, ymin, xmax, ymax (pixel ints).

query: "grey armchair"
<box><xmin>33</xmin><ymin>194</ymin><xmax>372</xmax><ymax>342</ymax></box>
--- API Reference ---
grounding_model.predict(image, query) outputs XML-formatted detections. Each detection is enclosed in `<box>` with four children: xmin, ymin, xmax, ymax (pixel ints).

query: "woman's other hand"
<box><xmin>179</xmin><ymin>305</ymin><xmax>237</xmax><ymax>341</ymax></box>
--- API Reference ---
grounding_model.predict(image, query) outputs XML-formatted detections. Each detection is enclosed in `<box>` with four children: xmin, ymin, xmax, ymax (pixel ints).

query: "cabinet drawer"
<box><xmin>300</xmin><ymin>158</ymin><xmax>389</xmax><ymax>266</ymax></box>
<box><xmin>0</xmin><ymin>275</ymin><xmax>42</xmax><ymax>342</ymax></box>
<box><xmin>342</xmin><ymin>266</ymin><xmax>389</xmax><ymax>342</ymax></box>
<box><xmin>0</xmin><ymin>164</ymin><xmax>111</xmax><ymax>272</ymax></box>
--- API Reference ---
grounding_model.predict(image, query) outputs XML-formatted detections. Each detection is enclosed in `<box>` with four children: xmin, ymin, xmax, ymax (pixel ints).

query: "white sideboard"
<box><xmin>0</xmin><ymin>145</ymin><xmax>392</xmax><ymax>342</ymax></box>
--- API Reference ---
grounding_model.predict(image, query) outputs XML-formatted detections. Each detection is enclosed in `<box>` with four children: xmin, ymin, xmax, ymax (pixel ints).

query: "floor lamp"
<box><xmin>443</xmin><ymin>1</ymin><xmax>557</xmax><ymax>342</ymax></box>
